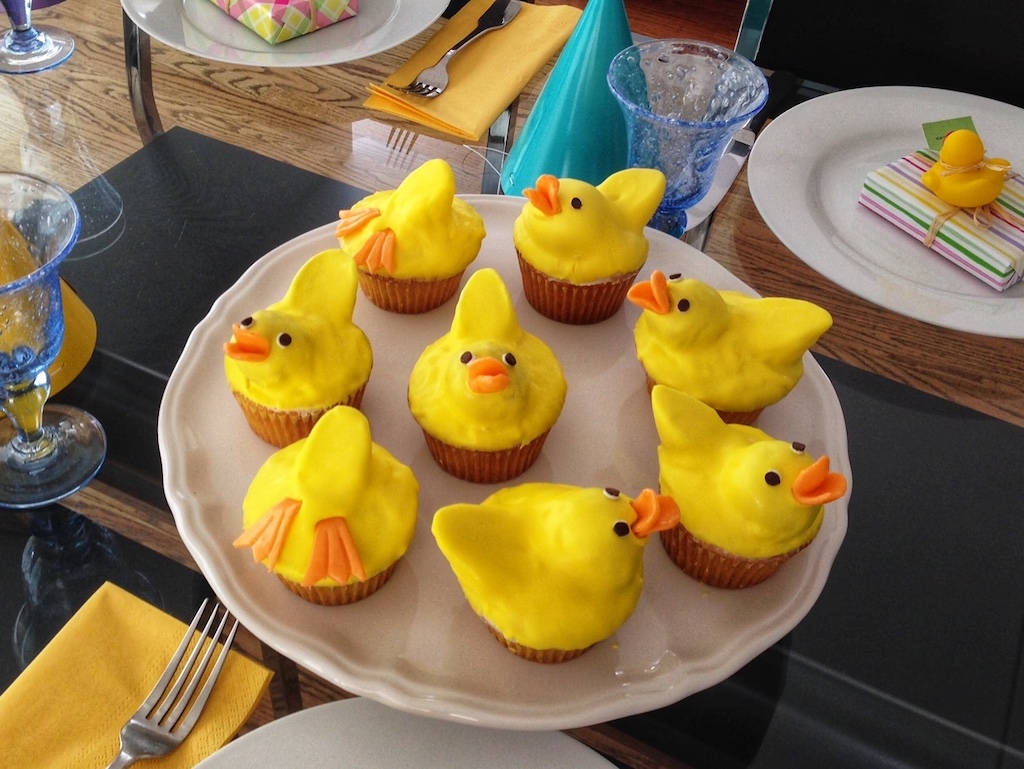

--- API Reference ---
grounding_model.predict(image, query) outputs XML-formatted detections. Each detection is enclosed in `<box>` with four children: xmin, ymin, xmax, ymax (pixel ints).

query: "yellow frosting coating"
<box><xmin>433</xmin><ymin>483</ymin><xmax>679</xmax><ymax>652</ymax></box>
<box><xmin>653</xmin><ymin>385</ymin><xmax>846</xmax><ymax>559</ymax></box>
<box><xmin>237</xmin><ymin>406</ymin><xmax>419</xmax><ymax>586</ymax></box>
<box><xmin>408</xmin><ymin>268</ymin><xmax>567</xmax><ymax>450</ymax></box>
<box><xmin>224</xmin><ymin>249</ymin><xmax>372</xmax><ymax>411</ymax></box>
<box><xmin>513</xmin><ymin>168</ymin><xmax>666</xmax><ymax>283</ymax></box>
<box><xmin>629</xmin><ymin>271</ymin><xmax>832</xmax><ymax>412</ymax></box>
<box><xmin>336</xmin><ymin>158</ymin><xmax>486</xmax><ymax>280</ymax></box>
<box><xmin>921</xmin><ymin>129</ymin><xmax>1011</xmax><ymax>209</ymax></box>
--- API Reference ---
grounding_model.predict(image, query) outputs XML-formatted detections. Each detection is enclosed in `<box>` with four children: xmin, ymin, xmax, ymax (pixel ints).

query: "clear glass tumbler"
<box><xmin>608</xmin><ymin>39</ymin><xmax>768</xmax><ymax>237</ymax></box>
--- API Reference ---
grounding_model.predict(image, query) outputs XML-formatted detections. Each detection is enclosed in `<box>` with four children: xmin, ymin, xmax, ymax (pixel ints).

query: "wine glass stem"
<box><xmin>1</xmin><ymin>371</ymin><xmax>58</xmax><ymax>467</ymax></box>
<box><xmin>2</xmin><ymin>0</ymin><xmax>30</xmax><ymax>30</ymax></box>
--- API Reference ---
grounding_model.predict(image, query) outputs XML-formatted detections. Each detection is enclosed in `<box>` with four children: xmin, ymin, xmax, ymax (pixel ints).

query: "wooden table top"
<box><xmin>5</xmin><ymin>2</ymin><xmax>1023</xmax><ymax>765</ymax></box>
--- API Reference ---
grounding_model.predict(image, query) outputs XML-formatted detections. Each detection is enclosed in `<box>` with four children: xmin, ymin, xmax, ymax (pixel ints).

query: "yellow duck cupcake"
<box><xmin>628</xmin><ymin>270</ymin><xmax>832</xmax><ymax>424</ymax></box>
<box><xmin>224</xmin><ymin>249</ymin><xmax>373</xmax><ymax>447</ymax></box>
<box><xmin>513</xmin><ymin>168</ymin><xmax>665</xmax><ymax>324</ymax></box>
<box><xmin>408</xmin><ymin>268</ymin><xmax>567</xmax><ymax>483</ymax></box>
<box><xmin>234</xmin><ymin>405</ymin><xmax>419</xmax><ymax>605</ymax></box>
<box><xmin>433</xmin><ymin>483</ymin><xmax>679</xmax><ymax>662</ymax></box>
<box><xmin>653</xmin><ymin>385</ymin><xmax>847</xmax><ymax>588</ymax></box>
<box><xmin>336</xmin><ymin>158</ymin><xmax>486</xmax><ymax>314</ymax></box>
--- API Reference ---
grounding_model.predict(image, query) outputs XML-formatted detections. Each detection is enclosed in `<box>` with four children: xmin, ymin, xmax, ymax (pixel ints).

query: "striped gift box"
<box><xmin>859</xmin><ymin>151</ymin><xmax>1024</xmax><ymax>292</ymax></box>
<box><xmin>209</xmin><ymin>0</ymin><xmax>358</xmax><ymax>45</ymax></box>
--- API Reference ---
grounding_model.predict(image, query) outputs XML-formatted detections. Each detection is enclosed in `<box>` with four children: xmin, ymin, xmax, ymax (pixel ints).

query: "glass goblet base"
<box><xmin>0</xmin><ymin>404</ymin><xmax>106</xmax><ymax>509</ymax></box>
<box><xmin>0</xmin><ymin>23</ymin><xmax>75</xmax><ymax>74</ymax></box>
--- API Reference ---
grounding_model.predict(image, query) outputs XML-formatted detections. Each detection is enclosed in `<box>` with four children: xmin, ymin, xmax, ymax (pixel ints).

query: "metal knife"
<box><xmin>685</xmin><ymin>70</ymin><xmax>800</xmax><ymax>232</ymax></box>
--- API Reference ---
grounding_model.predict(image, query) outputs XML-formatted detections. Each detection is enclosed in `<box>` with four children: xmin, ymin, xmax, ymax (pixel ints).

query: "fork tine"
<box><xmin>157</xmin><ymin>606</ymin><xmax>229</xmax><ymax>731</ymax></box>
<box><xmin>138</xmin><ymin>598</ymin><xmax>210</xmax><ymax>715</ymax></box>
<box><xmin>174</xmin><ymin>615</ymin><xmax>239</xmax><ymax>736</ymax></box>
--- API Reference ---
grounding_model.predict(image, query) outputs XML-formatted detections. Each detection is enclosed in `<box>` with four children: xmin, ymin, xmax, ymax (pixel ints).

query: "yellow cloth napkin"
<box><xmin>0</xmin><ymin>582</ymin><xmax>272</xmax><ymax>769</ymax></box>
<box><xmin>365</xmin><ymin>0</ymin><xmax>582</xmax><ymax>141</ymax></box>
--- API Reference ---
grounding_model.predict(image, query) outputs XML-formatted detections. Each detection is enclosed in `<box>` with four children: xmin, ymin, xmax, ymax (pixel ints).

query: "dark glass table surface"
<box><xmin>5</xmin><ymin>127</ymin><xmax>1023</xmax><ymax>769</ymax></box>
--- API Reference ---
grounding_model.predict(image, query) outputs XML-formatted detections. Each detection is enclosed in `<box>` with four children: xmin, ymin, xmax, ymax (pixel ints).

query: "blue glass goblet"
<box><xmin>608</xmin><ymin>39</ymin><xmax>768</xmax><ymax>237</ymax></box>
<box><xmin>0</xmin><ymin>0</ymin><xmax>74</xmax><ymax>74</ymax></box>
<box><xmin>0</xmin><ymin>172</ymin><xmax>106</xmax><ymax>509</ymax></box>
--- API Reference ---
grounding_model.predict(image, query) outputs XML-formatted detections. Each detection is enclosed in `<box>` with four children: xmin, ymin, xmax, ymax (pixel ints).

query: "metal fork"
<box><xmin>104</xmin><ymin>599</ymin><xmax>240</xmax><ymax>769</ymax></box>
<box><xmin>395</xmin><ymin>0</ymin><xmax>521</xmax><ymax>98</ymax></box>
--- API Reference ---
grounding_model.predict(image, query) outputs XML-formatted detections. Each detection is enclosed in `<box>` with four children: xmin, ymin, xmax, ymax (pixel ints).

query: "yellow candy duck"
<box><xmin>653</xmin><ymin>385</ymin><xmax>847</xmax><ymax>588</ymax></box>
<box><xmin>336</xmin><ymin>158</ymin><xmax>486</xmax><ymax>313</ymax></box>
<box><xmin>234</xmin><ymin>405</ymin><xmax>419</xmax><ymax>605</ymax></box>
<box><xmin>513</xmin><ymin>168</ymin><xmax>667</xmax><ymax>323</ymax></box>
<box><xmin>627</xmin><ymin>270</ymin><xmax>832</xmax><ymax>423</ymax></box>
<box><xmin>922</xmin><ymin>129</ymin><xmax>1011</xmax><ymax>209</ymax></box>
<box><xmin>408</xmin><ymin>268</ymin><xmax>568</xmax><ymax>482</ymax></box>
<box><xmin>224</xmin><ymin>249</ymin><xmax>373</xmax><ymax>446</ymax></box>
<box><xmin>514</xmin><ymin>168</ymin><xmax>666</xmax><ymax>282</ymax></box>
<box><xmin>433</xmin><ymin>483</ymin><xmax>680</xmax><ymax>661</ymax></box>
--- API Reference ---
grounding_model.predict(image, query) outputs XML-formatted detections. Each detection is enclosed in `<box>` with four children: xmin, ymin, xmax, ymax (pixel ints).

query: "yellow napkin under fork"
<box><xmin>365</xmin><ymin>0</ymin><xmax>581</xmax><ymax>141</ymax></box>
<box><xmin>0</xmin><ymin>582</ymin><xmax>272</xmax><ymax>769</ymax></box>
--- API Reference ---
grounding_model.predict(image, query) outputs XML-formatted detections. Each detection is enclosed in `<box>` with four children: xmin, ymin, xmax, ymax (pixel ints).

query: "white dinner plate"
<box><xmin>196</xmin><ymin>697</ymin><xmax>617</xmax><ymax>767</ymax></box>
<box><xmin>748</xmin><ymin>86</ymin><xmax>1024</xmax><ymax>338</ymax></box>
<box><xmin>121</xmin><ymin>0</ymin><xmax>447</xmax><ymax>68</ymax></box>
<box><xmin>159</xmin><ymin>195</ymin><xmax>851</xmax><ymax>730</ymax></box>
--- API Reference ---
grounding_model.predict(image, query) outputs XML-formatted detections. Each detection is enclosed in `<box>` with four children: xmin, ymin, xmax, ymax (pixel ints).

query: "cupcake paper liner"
<box><xmin>421</xmin><ymin>429</ymin><xmax>549</xmax><ymax>484</ymax></box>
<box><xmin>232</xmin><ymin>383</ymin><xmax>367</xmax><ymax>447</ymax></box>
<box><xmin>278</xmin><ymin>561</ymin><xmax>398</xmax><ymax>605</ymax></box>
<box><xmin>516</xmin><ymin>252</ymin><xmax>638</xmax><ymax>325</ymax></box>
<box><xmin>357</xmin><ymin>269</ymin><xmax>465</xmax><ymax>314</ymax></box>
<box><xmin>485</xmin><ymin>621</ymin><xmax>591</xmax><ymax>664</ymax></box>
<box><xmin>660</xmin><ymin>522</ymin><xmax>807</xmax><ymax>589</ymax></box>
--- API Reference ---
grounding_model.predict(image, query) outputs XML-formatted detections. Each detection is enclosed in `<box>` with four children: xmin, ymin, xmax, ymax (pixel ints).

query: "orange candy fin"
<box><xmin>302</xmin><ymin>517</ymin><xmax>367</xmax><ymax>586</ymax></box>
<box><xmin>792</xmin><ymin>456</ymin><xmax>848</xmax><ymax>506</ymax></box>
<box><xmin>336</xmin><ymin>207</ymin><xmax>381</xmax><ymax>237</ymax></box>
<box><xmin>627</xmin><ymin>270</ymin><xmax>672</xmax><ymax>314</ymax></box>
<box><xmin>233</xmin><ymin>498</ymin><xmax>301</xmax><ymax>568</ymax></box>
<box><xmin>353</xmin><ymin>229</ymin><xmax>397</xmax><ymax>274</ymax></box>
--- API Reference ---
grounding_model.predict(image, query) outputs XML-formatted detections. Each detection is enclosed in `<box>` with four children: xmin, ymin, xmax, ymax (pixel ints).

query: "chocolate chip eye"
<box><xmin>277</xmin><ymin>333</ymin><xmax>292</xmax><ymax>347</ymax></box>
<box><xmin>603</xmin><ymin>487</ymin><xmax>620</xmax><ymax>499</ymax></box>
<box><xmin>240</xmin><ymin>316</ymin><xmax>254</xmax><ymax>328</ymax></box>
<box><xmin>765</xmin><ymin>471</ymin><xmax>781</xmax><ymax>486</ymax></box>
<box><xmin>571</xmin><ymin>197</ymin><xmax>582</xmax><ymax>209</ymax></box>
<box><xmin>792</xmin><ymin>442</ymin><xmax>806</xmax><ymax>453</ymax></box>
<box><xmin>613</xmin><ymin>521</ymin><xmax>631</xmax><ymax>537</ymax></box>
<box><xmin>503</xmin><ymin>352</ymin><xmax>517</xmax><ymax>367</ymax></box>
<box><xmin>668</xmin><ymin>273</ymin><xmax>683</xmax><ymax>280</ymax></box>
<box><xmin>677</xmin><ymin>298</ymin><xmax>691</xmax><ymax>312</ymax></box>
<box><xmin>460</xmin><ymin>351</ymin><xmax>473</xmax><ymax>364</ymax></box>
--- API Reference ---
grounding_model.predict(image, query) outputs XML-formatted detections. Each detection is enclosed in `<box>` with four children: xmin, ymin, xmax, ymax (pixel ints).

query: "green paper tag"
<box><xmin>922</xmin><ymin>116</ymin><xmax>977</xmax><ymax>150</ymax></box>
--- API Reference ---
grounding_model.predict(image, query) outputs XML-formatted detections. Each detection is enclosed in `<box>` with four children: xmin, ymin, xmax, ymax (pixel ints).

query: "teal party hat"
<box><xmin>500</xmin><ymin>0</ymin><xmax>633</xmax><ymax>196</ymax></box>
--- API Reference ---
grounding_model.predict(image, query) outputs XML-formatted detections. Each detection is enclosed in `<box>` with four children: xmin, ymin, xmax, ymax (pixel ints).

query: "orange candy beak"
<box><xmin>524</xmin><ymin>175</ymin><xmax>561</xmax><ymax>217</ymax></box>
<box><xmin>792</xmin><ymin>456</ymin><xmax>848</xmax><ymax>506</ymax></box>
<box><xmin>224</xmin><ymin>323</ymin><xmax>271</xmax><ymax>362</ymax></box>
<box><xmin>468</xmin><ymin>356</ymin><xmax>510</xmax><ymax>394</ymax></box>
<box><xmin>630</xmin><ymin>488</ymin><xmax>681</xmax><ymax>538</ymax></box>
<box><xmin>627</xmin><ymin>270</ymin><xmax>672</xmax><ymax>315</ymax></box>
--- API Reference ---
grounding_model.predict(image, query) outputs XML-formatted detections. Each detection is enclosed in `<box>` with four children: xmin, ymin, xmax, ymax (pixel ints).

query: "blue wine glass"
<box><xmin>0</xmin><ymin>0</ymin><xmax>74</xmax><ymax>74</ymax></box>
<box><xmin>0</xmin><ymin>172</ymin><xmax>106</xmax><ymax>508</ymax></box>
